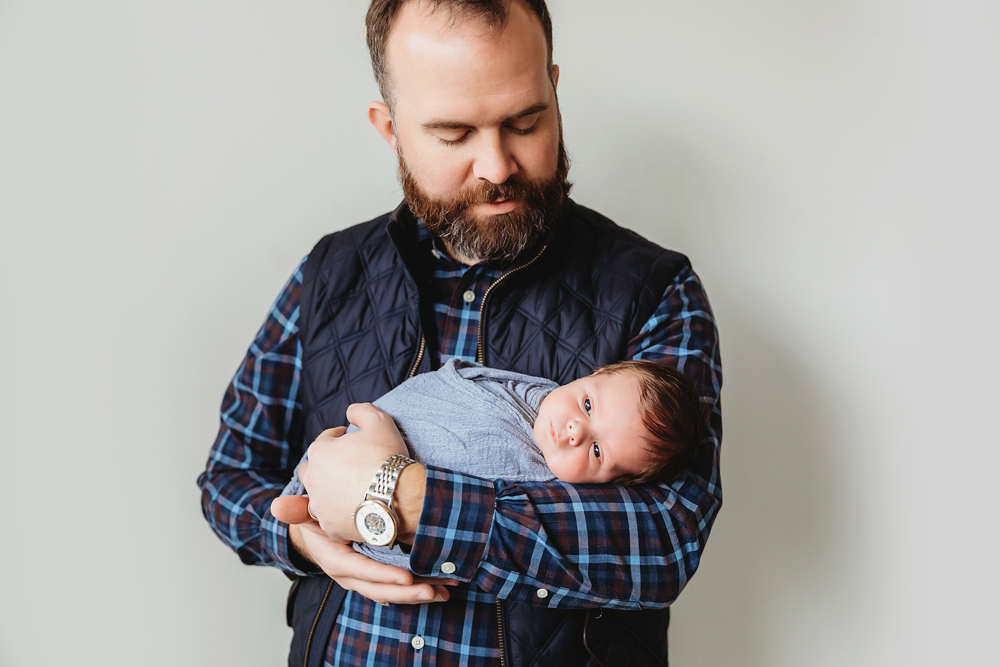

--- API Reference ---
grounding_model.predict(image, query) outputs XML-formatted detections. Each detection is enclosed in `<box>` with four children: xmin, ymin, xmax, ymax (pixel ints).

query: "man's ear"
<box><xmin>368</xmin><ymin>101</ymin><xmax>398</xmax><ymax>156</ymax></box>
<box><xmin>552</xmin><ymin>64</ymin><xmax>560</xmax><ymax>90</ymax></box>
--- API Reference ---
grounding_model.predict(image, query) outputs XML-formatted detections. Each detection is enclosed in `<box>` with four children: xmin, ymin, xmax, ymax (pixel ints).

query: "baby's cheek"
<box><xmin>545</xmin><ymin>456</ymin><xmax>566</xmax><ymax>479</ymax></box>
<box><xmin>548</xmin><ymin>457</ymin><xmax>584</xmax><ymax>484</ymax></box>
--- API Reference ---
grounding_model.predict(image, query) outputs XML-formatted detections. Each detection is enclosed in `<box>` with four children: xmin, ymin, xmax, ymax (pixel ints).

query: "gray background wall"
<box><xmin>1</xmin><ymin>0</ymin><xmax>996</xmax><ymax>665</ymax></box>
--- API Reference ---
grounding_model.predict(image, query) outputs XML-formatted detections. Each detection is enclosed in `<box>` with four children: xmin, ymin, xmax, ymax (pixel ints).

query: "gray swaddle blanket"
<box><xmin>280</xmin><ymin>358</ymin><xmax>559</xmax><ymax>569</ymax></box>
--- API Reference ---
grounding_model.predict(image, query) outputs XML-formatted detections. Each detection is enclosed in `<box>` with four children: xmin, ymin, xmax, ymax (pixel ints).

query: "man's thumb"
<box><xmin>270</xmin><ymin>495</ymin><xmax>312</xmax><ymax>525</ymax></box>
<box><xmin>344</xmin><ymin>402</ymin><xmax>381</xmax><ymax>430</ymax></box>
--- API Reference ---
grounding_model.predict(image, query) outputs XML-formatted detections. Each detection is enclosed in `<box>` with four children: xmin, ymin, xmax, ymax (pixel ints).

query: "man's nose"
<box><xmin>472</xmin><ymin>132</ymin><xmax>518</xmax><ymax>185</ymax></box>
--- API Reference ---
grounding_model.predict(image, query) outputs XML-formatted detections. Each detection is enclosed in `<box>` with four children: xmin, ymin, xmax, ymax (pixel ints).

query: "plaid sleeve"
<box><xmin>408</xmin><ymin>265</ymin><xmax>723</xmax><ymax>608</ymax></box>
<box><xmin>197</xmin><ymin>259</ymin><xmax>314</xmax><ymax>576</ymax></box>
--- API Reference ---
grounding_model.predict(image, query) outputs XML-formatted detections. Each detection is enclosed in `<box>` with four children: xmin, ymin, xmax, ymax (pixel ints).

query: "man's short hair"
<box><xmin>366</xmin><ymin>0</ymin><xmax>555</xmax><ymax>109</ymax></box>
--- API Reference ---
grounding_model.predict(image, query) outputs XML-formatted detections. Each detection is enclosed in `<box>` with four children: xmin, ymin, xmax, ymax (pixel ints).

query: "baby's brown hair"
<box><xmin>592</xmin><ymin>360</ymin><xmax>707</xmax><ymax>485</ymax></box>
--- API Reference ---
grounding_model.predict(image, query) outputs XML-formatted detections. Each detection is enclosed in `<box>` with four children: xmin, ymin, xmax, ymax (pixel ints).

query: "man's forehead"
<box><xmin>386</xmin><ymin>0</ymin><xmax>551</xmax><ymax>118</ymax></box>
<box><xmin>408</xmin><ymin>77</ymin><xmax>552</xmax><ymax>128</ymax></box>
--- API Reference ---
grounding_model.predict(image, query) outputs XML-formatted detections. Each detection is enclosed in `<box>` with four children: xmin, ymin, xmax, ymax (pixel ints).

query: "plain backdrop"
<box><xmin>1</xmin><ymin>0</ymin><xmax>997</xmax><ymax>665</ymax></box>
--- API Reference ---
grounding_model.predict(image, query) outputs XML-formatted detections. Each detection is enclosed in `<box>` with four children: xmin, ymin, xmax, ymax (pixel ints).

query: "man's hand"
<box><xmin>271</xmin><ymin>494</ymin><xmax>455</xmax><ymax>605</ymax></box>
<box><xmin>301</xmin><ymin>403</ymin><xmax>421</xmax><ymax>543</ymax></box>
<box><xmin>270</xmin><ymin>405</ymin><xmax>449</xmax><ymax>605</ymax></box>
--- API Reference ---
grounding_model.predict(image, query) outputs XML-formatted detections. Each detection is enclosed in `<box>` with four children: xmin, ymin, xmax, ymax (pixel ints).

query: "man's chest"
<box><xmin>427</xmin><ymin>250</ymin><xmax>505</xmax><ymax>364</ymax></box>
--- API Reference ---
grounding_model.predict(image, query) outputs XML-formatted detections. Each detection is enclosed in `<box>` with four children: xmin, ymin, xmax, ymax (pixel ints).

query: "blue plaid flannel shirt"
<box><xmin>198</xmin><ymin>225</ymin><xmax>723</xmax><ymax>666</ymax></box>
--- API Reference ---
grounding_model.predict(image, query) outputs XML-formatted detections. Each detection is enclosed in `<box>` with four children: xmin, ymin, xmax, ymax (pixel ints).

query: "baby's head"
<box><xmin>532</xmin><ymin>360</ymin><xmax>704</xmax><ymax>485</ymax></box>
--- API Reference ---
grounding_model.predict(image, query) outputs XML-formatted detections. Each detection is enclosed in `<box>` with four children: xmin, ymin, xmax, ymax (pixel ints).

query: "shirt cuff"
<box><xmin>261</xmin><ymin>505</ymin><xmax>322</xmax><ymax>578</ymax></box>
<box><xmin>407</xmin><ymin>466</ymin><xmax>495</xmax><ymax>581</ymax></box>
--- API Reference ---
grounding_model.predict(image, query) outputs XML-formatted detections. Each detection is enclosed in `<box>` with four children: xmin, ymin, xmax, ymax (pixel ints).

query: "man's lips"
<box><xmin>476</xmin><ymin>198</ymin><xmax>520</xmax><ymax>214</ymax></box>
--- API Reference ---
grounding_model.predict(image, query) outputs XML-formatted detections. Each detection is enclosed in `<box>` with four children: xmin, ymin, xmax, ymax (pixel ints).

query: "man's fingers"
<box><xmin>280</xmin><ymin>507</ymin><xmax>458</xmax><ymax>605</ymax></box>
<box><xmin>338</xmin><ymin>578</ymin><xmax>451</xmax><ymax>605</ymax></box>
<box><xmin>308</xmin><ymin>539</ymin><xmax>415</xmax><ymax>586</ymax></box>
<box><xmin>270</xmin><ymin>495</ymin><xmax>312</xmax><ymax>525</ymax></box>
<box><xmin>293</xmin><ymin>459</ymin><xmax>311</xmax><ymax>491</ymax></box>
<box><xmin>318</xmin><ymin>425</ymin><xmax>349</xmax><ymax>439</ymax></box>
<box><xmin>413</xmin><ymin>576</ymin><xmax>461</xmax><ymax>586</ymax></box>
<box><xmin>432</xmin><ymin>584</ymin><xmax>453</xmax><ymax>599</ymax></box>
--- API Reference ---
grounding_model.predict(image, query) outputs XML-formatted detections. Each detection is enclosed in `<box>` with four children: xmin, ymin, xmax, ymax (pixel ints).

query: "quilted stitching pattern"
<box><xmin>299</xmin><ymin>200</ymin><xmax>689</xmax><ymax>446</ymax></box>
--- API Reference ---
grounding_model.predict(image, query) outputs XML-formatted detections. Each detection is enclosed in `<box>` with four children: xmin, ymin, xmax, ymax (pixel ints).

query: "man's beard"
<box><xmin>399</xmin><ymin>138</ymin><xmax>571</xmax><ymax>262</ymax></box>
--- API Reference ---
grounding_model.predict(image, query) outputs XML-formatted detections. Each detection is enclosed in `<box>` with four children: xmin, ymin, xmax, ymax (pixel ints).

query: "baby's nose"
<box><xmin>567</xmin><ymin>421</ymin><xmax>585</xmax><ymax>446</ymax></box>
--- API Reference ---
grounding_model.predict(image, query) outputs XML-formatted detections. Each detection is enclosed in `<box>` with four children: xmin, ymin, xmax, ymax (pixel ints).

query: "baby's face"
<box><xmin>533</xmin><ymin>371</ymin><xmax>652</xmax><ymax>484</ymax></box>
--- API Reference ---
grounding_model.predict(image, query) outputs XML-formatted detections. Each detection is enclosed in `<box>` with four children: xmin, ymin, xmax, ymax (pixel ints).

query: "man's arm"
<box><xmin>198</xmin><ymin>262</ymin><xmax>454</xmax><ymax>602</ymax></box>
<box><xmin>197</xmin><ymin>260</ymin><xmax>312</xmax><ymax>575</ymax></box>
<box><xmin>403</xmin><ymin>265</ymin><xmax>722</xmax><ymax>608</ymax></box>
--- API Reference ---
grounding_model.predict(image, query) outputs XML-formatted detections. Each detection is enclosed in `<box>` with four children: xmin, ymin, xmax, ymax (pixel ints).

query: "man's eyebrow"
<box><xmin>421</xmin><ymin>103</ymin><xmax>550</xmax><ymax>131</ymax></box>
<box><xmin>422</xmin><ymin>120</ymin><xmax>473</xmax><ymax>131</ymax></box>
<box><xmin>506</xmin><ymin>102</ymin><xmax>549</xmax><ymax>121</ymax></box>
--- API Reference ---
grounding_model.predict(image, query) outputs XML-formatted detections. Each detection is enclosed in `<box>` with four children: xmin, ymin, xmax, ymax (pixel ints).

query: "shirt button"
<box><xmin>463</xmin><ymin>290</ymin><xmax>476</xmax><ymax>303</ymax></box>
<box><xmin>431</xmin><ymin>249</ymin><xmax>442</xmax><ymax>259</ymax></box>
<box><xmin>411</xmin><ymin>636</ymin><xmax>425</xmax><ymax>650</ymax></box>
<box><xmin>536</xmin><ymin>588</ymin><xmax>549</xmax><ymax>599</ymax></box>
<box><xmin>441</xmin><ymin>562</ymin><xmax>456</xmax><ymax>574</ymax></box>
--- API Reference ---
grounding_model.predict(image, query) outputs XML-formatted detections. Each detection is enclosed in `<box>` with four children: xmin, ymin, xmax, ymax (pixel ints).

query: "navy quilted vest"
<box><xmin>289</xmin><ymin>199</ymin><xmax>688</xmax><ymax>667</ymax></box>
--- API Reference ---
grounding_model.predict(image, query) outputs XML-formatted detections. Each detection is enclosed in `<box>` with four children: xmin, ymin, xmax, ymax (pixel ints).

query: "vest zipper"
<box><xmin>476</xmin><ymin>246</ymin><xmax>548</xmax><ymax>365</ymax></box>
<box><xmin>496</xmin><ymin>599</ymin><xmax>508</xmax><ymax>667</ymax></box>
<box><xmin>301</xmin><ymin>335</ymin><xmax>421</xmax><ymax>667</ymax></box>
<box><xmin>480</xmin><ymin>247</ymin><xmax>545</xmax><ymax>666</ymax></box>
<box><xmin>582</xmin><ymin>609</ymin><xmax>609</xmax><ymax>667</ymax></box>
<box><xmin>303</xmin><ymin>579</ymin><xmax>335</xmax><ymax>667</ymax></box>
<box><xmin>303</xmin><ymin>246</ymin><xmax>540</xmax><ymax>665</ymax></box>
<box><xmin>408</xmin><ymin>335</ymin><xmax>426</xmax><ymax>378</ymax></box>
<box><xmin>302</xmin><ymin>251</ymin><xmax>520</xmax><ymax>665</ymax></box>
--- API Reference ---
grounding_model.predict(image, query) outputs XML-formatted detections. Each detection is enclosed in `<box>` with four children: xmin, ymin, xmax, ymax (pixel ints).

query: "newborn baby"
<box><xmin>282</xmin><ymin>358</ymin><xmax>704</xmax><ymax>569</ymax></box>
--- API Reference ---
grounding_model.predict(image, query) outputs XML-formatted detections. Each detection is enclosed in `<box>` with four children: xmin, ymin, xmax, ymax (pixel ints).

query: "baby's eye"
<box><xmin>593</xmin><ymin>443</ymin><xmax>601</xmax><ymax>459</ymax></box>
<box><xmin>584</xmin><ymin>398</ymin><xmax>592</xmax><ymax>415</ymax></box>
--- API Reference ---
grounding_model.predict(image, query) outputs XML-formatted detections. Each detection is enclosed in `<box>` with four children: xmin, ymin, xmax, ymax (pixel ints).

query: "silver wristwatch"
<box><xmin>353</xmin><ymin>454</ymin><xmax>417</xmax><ymax>548</ymax></box>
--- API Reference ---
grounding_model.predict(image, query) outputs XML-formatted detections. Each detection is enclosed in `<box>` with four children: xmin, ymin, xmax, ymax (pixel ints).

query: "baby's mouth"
<box><xmin>549</xmin><ymin>422</ymin><xmax>560</xmax><ymax>447</ymax></box>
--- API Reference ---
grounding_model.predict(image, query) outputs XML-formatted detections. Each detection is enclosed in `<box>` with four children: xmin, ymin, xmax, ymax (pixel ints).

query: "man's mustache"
<box><xmin>448</xmin><ymin>176</ymin><xmax>539</xmax><ymax>210</ymax></box>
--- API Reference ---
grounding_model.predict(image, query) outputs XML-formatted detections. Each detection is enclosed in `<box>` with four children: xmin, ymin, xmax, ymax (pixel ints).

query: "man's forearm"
<box><xmin>404</xmin><ymin>461</ymin><xmax>720</xmax><ymax>609</ymax></box>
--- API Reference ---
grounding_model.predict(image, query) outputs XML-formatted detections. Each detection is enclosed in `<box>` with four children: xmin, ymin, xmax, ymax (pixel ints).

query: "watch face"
<box><xmin>354</xmin><ymin>500</ymin><xmax>398</xmax><ymax>547</ymax></box>
<box><xmin>364</xmin><ymin>512</ymin><xmax>386</xmax><ymax>535</ymax></box>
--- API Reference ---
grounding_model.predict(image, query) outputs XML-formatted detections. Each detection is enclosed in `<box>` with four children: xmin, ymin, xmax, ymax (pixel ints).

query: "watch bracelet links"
<box><xmin>367</xmin><ymin>454</ymin><xmax>417</xmax><ymax>505</ymax></box>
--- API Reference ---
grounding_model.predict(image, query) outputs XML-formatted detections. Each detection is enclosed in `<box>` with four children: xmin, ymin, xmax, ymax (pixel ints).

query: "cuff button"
<box><xmin>441</xmin><ymin>562</ymin><xmax>456</xmax><ymax>574</ymax></box>
<box><xmin>536</xmin><ymin>588</ymin><xmax>549</xmax><ymax>599</ymax></box>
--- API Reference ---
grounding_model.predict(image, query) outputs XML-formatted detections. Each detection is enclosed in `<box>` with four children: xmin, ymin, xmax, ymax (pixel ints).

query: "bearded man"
<box><xmin>198</xmin><ymin>1</ymin><xmax>723</xmax><ymax>665</ymax></box>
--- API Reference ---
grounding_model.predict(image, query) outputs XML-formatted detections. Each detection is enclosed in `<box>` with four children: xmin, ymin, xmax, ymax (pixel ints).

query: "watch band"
<box><xmin>364</xmin><ymin>454</ymin><xmax>416</xmax><ymax>507</ymax></box>
<box><xmin>354</xmin><ymin>454</ymin><xmax>417</xmax><ymax>548</ymax></box>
